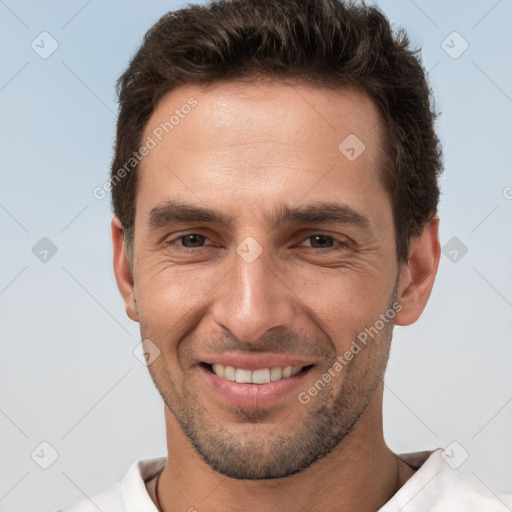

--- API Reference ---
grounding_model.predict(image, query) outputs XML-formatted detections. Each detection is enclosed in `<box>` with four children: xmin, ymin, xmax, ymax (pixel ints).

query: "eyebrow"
<box><xmin>148</xmin><ymin>200</ymin><xmax>372</xmax><ymax>232</ymax></box>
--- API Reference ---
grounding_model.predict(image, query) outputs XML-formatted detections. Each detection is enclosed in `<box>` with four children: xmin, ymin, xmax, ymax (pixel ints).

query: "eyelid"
<box><xmin>165</xmin><ymin>230</ymin><xmax>350</xmax><ymax>251</ymax></box>
<box><xmin>296</xmin><ymin>232</ymin><xmax>350</xmax><ymax>249</ymax></box>
<box><xmin>166</xmin><ymin>231</ymin><xmax>215</xmax><ymax>247</ymax></box>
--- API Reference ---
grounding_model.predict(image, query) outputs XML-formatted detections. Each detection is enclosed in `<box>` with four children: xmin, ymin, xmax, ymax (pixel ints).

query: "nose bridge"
<box><xmin>211</xmin><ymin>242</ymin><xmax>295</xmax><ymax>342</ymax></box>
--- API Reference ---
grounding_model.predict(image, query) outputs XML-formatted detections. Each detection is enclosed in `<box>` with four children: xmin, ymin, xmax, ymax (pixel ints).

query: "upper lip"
<box><xmin>199</xmin><ymin>352</ymin><xmax>317</xmax><ymax>371</ymax></box>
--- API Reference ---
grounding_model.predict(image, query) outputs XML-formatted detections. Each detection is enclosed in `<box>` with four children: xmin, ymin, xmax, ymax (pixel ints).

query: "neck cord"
<box><xmin>154</xmin><ymin>469</ymin><xmax>164</xmax><ymax>512</ymax></box>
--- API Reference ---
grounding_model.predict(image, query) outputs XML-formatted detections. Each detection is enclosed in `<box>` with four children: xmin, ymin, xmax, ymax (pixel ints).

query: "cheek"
<box><xmin>135</xmin><ymin>263</ymin><xmax>221</xmax><ymax>346</ymax></box>
<box><xmin>138</xmin><ymin>262</ymin><xmax>213</xmax><ymax>308</ymax></box>
<box><xmin>136</xmin><ymin>259</ymin><xmax>393</xmax><ymax>330</ymax></box>
<box><xmin>286</xmin><ymin>265</ymin><xmax>391</xmax><ymax>339</ymax></box>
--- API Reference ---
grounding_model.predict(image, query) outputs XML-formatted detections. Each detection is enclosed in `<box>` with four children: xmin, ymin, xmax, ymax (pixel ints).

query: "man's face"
<box><xmin>130</xmin><ymin>81</ymin><xmax>401</xmax><ymax>478</ymax></box>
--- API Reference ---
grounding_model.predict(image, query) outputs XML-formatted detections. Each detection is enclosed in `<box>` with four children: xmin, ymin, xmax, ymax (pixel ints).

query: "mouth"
<box><xmin>201</xmin><ymin>362</ymin><xmax>314</xmax><ymax>384</ymax></box>
<box><xmin>197</xmin><ymin>356</ymin><xmax>316</xmax><ymax>409</ymax></box>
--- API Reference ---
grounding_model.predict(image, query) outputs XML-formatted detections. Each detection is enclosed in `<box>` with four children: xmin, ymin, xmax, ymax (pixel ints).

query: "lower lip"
<box><xmin>198</xmin><ymin>365</ymin><xmax>312</xmax><ymax>408</ymax></box>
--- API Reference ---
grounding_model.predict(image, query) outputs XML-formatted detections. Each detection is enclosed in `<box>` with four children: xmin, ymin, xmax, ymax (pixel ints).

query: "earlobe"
<box><xmin>111</xmin><ymin>216</ymin><xmax>139</xmax><ymax>323</ymax></box>
<box><xmin>394</xmin><ymin>216</ymin><xmax>440</xmax><ymax>326</ymax></box>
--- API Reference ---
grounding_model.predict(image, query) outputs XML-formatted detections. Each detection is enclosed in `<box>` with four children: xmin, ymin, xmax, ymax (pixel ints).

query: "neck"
<box><xmin>155</xmin><ymin>382</ymin><xmax>415</xmax><ymax>512</ymax></box>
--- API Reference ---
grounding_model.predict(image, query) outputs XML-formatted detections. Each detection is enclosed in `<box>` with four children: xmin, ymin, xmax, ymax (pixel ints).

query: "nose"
<box><xmin>210</xmin><ymin>242</ymin><xmax>296</xmax><ymax>342</ymax></box>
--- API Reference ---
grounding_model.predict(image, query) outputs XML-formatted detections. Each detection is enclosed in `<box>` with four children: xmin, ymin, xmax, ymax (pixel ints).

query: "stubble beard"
<box><xmin>144</xmin><ymin>293</ymin><xmax>396</xmax><ymax>480</ymax></box>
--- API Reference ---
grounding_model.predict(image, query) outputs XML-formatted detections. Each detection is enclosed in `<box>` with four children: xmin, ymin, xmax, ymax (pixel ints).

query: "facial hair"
<box><xmin>144</xmin><ymin>283</ymin><xmax>398</xmax><ymax>480</ymax></box>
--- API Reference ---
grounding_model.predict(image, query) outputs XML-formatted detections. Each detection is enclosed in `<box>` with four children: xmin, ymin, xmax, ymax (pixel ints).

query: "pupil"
<box><xmin>312</xmin><ymin>235</ymin><xmax>332</xmax><ymax>248</ymax></box>
<box><xmin>184</xmin><ymin>234</ymin><xmax>204</xmax><ymax>247</ymax></box>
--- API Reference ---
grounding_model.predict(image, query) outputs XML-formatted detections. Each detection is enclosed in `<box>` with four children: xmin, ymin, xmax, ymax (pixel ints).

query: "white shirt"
<box><xmin>57</xmin><ymin>448</ymin><xmax>512</xmax><ymax>511</ymax></box>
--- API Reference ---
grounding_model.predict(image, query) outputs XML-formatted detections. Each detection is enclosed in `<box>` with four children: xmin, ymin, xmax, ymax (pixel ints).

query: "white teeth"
<box><xmin>235</xmin><ymin>368</ymin><xmax>252</xmax><ymax>384</ymax></box>
<box><xmin>270</xmin><ymin>367</ymin><xmax>282</xmax><ymax>381</ymax></box>
<box><xmin>213</xmin><ymin>364</ymin><xmax>225</xmax><ymax>379</ymax></box>
<box><xmin>224</xmin><ymin>365</ymin><xmax>236</xmax><ymax>381</ymax></box>
<box><xmin>282</xmin><ymin>366</ymin><xmax>292</xmax><ymax>378</ymax></box>
<box><xmin>210</xmin><ymin>364</ymin><xmax>304</xmax><ymax>384</ymax></box>
<box><xmin>252</xmin><ymin>368</ymin><xmax>271</xmax><ymax>384</ymax></box>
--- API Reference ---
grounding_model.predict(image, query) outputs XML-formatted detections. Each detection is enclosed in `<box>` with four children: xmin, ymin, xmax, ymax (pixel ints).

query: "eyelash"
<box><xmin>165</xmin><ymin>232</ymin><xmax>349</xmax><ymax>252</ymax></box>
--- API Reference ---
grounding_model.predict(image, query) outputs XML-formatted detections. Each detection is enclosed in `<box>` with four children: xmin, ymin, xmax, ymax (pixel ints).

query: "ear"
<box><xmin>394</xmin><ymin>216</ymin><xmax>440</xmax><ymax>326</ymax></box>
<box><xmin>111</xmin><ymin>216</ymin><xmax>139</xmax><ymax>322</ymax></box>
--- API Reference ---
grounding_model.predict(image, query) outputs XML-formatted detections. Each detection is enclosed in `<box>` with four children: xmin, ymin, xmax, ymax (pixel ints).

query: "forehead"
<box><xmin>137</xmin><ymin>80</ymin><xmax>389</xmax><ymax>229</ymax></box>
<box><xmin>142</xmin><ymin>80</ymin><xmax>382</xmax><ymax>159</ymax></box>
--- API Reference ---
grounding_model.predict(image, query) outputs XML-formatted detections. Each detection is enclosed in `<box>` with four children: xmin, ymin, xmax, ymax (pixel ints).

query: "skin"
<box><xmin>112</xmin><ymin>80</ymin><xmax>440</xmax><ymax>512</ymax></box>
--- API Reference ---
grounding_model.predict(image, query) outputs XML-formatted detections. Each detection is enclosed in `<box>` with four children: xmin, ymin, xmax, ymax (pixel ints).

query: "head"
<box><xmin>111</xmin><ymin>0</ymin><xmax>442</xmax><ymax>479</ymax></box>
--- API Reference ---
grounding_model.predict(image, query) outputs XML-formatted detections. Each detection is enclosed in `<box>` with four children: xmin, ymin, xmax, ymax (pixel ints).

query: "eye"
<box><xmin>167</xmin><ymin>233</ymin><xmax>213</xmax><ymax>249</ymax></box>
<box><xmin>298</xmin><ymin>234</ymin><xmax>348</xmax><ymax>251</ymax></box>
<box><xmin>165</xmin><ymin>232</ymin><xmax>348</xmax><ymax>253</ymax></box>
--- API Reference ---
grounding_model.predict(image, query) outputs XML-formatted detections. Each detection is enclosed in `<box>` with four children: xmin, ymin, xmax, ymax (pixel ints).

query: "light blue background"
<box><xmin>1</xmin><ymin>1</ymin><xmax>511</xmax><ymax>511</ymax></box>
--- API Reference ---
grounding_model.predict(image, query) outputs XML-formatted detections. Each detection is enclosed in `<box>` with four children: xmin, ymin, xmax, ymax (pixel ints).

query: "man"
<box><xmin>59</xmin><ymin>0</ymin><xmax>512</xmax><ymax>510</ymax></box>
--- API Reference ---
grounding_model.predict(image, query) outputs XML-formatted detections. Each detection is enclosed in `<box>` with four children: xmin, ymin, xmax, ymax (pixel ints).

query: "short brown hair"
<box><xmin>112</xmin><ymin>0</ymin><xmax>442</xmax><ymax>264</ymax></box>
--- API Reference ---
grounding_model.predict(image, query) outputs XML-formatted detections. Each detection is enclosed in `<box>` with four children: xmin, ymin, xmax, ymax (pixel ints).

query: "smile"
<box><xmin>197</xmin><ymin>354</ymin><xmax>317</xmax><ymax>408</ymax></box>
<box><xmin>208</xmin><ymin>364</ymin><xmax>306</xmax><ymax>384</ymax></box>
